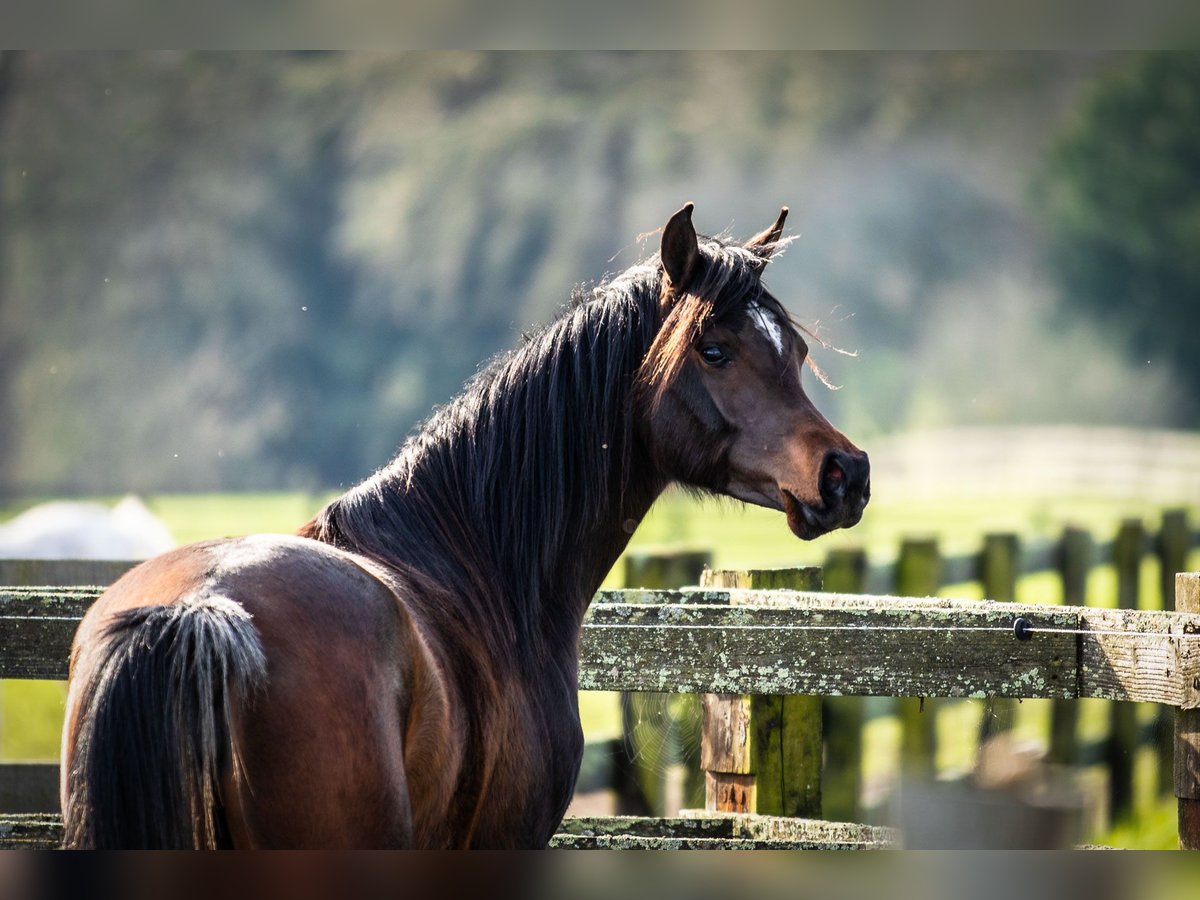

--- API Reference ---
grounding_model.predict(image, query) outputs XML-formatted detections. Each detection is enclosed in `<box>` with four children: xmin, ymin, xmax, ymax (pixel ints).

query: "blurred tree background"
<box><xmin>0</xmin><ymin>51</ymin><xmax>1193</xmax><ymax>496</ymax></box>
<box><xmin>1038</xmin><ymin>51</ymin><xmax>1200</xmax><ymax>424</ymax></box>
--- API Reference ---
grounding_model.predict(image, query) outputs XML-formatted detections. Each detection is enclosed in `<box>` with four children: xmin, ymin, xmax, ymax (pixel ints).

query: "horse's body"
<box><xmin>61</xmin><ymin>205</ymin><xmax>870</xmax><ymax>848</ymax></box>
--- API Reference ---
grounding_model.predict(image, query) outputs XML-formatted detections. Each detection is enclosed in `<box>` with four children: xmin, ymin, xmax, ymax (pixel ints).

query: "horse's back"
<box><xmin>65</xmin><ymin>534</ymin><xmax>441</xmax><ymax>847</ymax></box>
<box><xmin>70</xmin><ymin>534</ymin><xmax>410</xmax><ymax>686</ymax></box>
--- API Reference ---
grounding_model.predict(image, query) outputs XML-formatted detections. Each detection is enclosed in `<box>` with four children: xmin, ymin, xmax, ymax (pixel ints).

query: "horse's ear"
<box><xmin>661</xmin><ymin>202</ymin><xmax>699</xmax><ymax>291</ymax></box>
<box><xmin>745</xmin><ymin>206</ymin><xmax>789</xmax><ymax>262</ymax></box>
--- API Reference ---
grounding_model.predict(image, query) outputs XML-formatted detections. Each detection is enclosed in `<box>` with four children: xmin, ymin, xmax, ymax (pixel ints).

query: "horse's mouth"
<box><xmin>781</xmin><ymin>489</ymin><xmax>861</xmax><ymax>541</ymax></box>
<box><xmin>721</xmin><ymin>482</ymin><xmax>865</xmax><ymax>541</ymax></box>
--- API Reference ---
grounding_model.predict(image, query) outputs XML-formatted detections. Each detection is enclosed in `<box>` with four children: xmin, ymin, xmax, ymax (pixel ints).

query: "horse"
<box><xmin>60</xmin><ymin>203</ymin><xmax>870</xmax><ymax>848</ymax></box>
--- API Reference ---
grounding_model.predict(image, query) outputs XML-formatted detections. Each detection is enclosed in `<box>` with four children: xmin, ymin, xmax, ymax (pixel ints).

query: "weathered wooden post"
<box><xmin>894</xmin><ymin>538</ymin><xmax>941</xmax><ymax>777</ymax></box>
<box><xmin>1158</xmin><ymin>511</ymin><xmax>1191</xmax><ymax>796</ymax></box>
<box><xmin>1049</xmin><ymin>526</ymin><xmax>1092</xmax><ymax>766</ymax></box>
<box><xmin>1159</xmin><ymin>511</ymin><xmax>1191</xmax><ymax>610</ymax></box>
<box><xmin>979</xmin><ymin>533</ymin><xmax>1020</xmax><ymax>741</ymax></box>
<box><xmin>616</xmin><ymin>549</ymin><xmax>711</xmax><ymax>815</ymax></box>
<box><xmin>1109</xmin><ymin>519</ymin><xmax>1144</xmax><ymax>824</ymax></box>
<box><xmin>1175</xmin><ymin>573</ymin><xmax>1200</xmax><ymax>849</ymax></box>
<box><xmin>822</xmin><ymin>548</ymin><xmax>867</xmax><ymax>822</ymax></box>
<box><xmin>700</xmin><ymin>566</ymin><xmax>823</xmax><ymax>817</ymax></box>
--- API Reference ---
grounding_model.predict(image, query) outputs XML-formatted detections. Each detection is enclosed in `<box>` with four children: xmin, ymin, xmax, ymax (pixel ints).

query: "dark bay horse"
<box><xmin>60</xmin><ymin>203</ymin><xmax>870</xmax><ymax>848</ymax></box>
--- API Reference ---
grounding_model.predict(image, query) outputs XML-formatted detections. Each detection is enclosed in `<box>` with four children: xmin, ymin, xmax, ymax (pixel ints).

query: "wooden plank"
<box><xmin>699</xmin><ymin>693</ymin><xmax>753</xmax><ymax>773</ymax></box>
<box><xmin>1176</xmin><ymin>573</ymin><xmax>1200</xmax><ymax>849</ymax></box>
<box><xmin>699</xmin><ymin>568</ymin><xmax>822</xmax><ymax>819</ymax></box>
<box><xmin>9</xmin><ymin>586</ymin><xmax>1200</xmax><ymax>706</ymax></box>
<box><xmin>702</xmin><ymin>770</ymin><xmax>755</xmax><ymax>814</ymax></box>
<box><xmin>979</xmin><ymin>533</ymin><xmax>1019</xmax><ymax>741</ymax></box>
<box><xmin>0</xmin><ymin>811</ymin><xmax>895</xmax><ymax>850</ymax></box>
<box><xmin>1079</xmin><ymin>607</ymin><xmax>1200</xmax><ymax>706</ymax></box>
<box><xmin>585</xmin><ymin>592</ymin><xmax>1200</xmax><ymax>705</ymax></box>
<box><xmin>594</xmin><ymin>588</ymin><xmax>729</xmax><ymax>605</ymax></box>
<box><xmin>1108</xmin><ymin>520</ymin><xmax>1144</xmax><ymax>824</ymax></box>
<box><xmin>1049</xmin><ymin>527</ymin><xmax>1092</xmax><ymax>765</ymax></box>
<box><xmin>0</xmin><ymin>587</ymin><xmax>99</xmax><ymax>679</ymax></box>
<box><xmin>0</xmin><ymin>586</ymin><xmax>101</xmax><ymax>612</ymax></box>
<box><xmin>894</xmin><ymin>538</ymin><xmax>940</xmax><ymax>778</ymax></box>
<box><xmin>820</xmin><ymin>549</ymin><xmax>867</xmax><ymax>823</ymax></box>
<box><xmin>0</xmin><ymin>559</ymin><xmax>137</xmax><ymax>587</ymax></box>
<box><xmin>583</xmin><ymin>598</ymin><xmax>1081</xmax><ymax>699</ymax></box>
<box><xmin>823</xmin><ymin>549</ymin><xmax>867</xmax><ymax>595</ymax></box>
<box><xmin>1159</xmin><ymin>512</ymin><xmax>1190</xmax><ymax>613</ymax></box>
<box><xmin>1158</xmin><ymin>511</ymin><xmax>1191</xmax><ymax>796</ymax></box>
<box><xmin>548</xmin><ymin>833</ymin><xmax>866</xmax><ymax>849</ymax></box>
<box><xmin>0</xmin><ymin>814</ymin><xmax>61</xmax><ymax>849</ymax></box>
<box><xmin>553</xmin><ymin>813</ymin><xmax>895</xmax><ymax>849</ymax></box>
<box><xmin>0</xmin><ymin>763</ymin><xmax>59</xmax><ymax>813</ymax></box>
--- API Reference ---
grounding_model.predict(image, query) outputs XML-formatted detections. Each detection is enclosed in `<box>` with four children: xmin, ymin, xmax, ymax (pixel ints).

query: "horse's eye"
<box><xmin>698</xmin><ymin>344</ymin><xmax>728</xmax><ymax>367</ymax></box>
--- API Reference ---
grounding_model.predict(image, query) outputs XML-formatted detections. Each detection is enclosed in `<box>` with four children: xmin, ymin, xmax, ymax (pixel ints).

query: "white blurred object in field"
<box><xmin>0</xmin><ymin>495</ymin><xmax>175</xmax><ymax>559</ymax></box>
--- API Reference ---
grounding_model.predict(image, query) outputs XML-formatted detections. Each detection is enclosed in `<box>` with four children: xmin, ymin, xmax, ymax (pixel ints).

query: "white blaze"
<box><xmin>748</xmin><ymin>302</ymin><xmax>785</xmax><ymax>356</ymax></box>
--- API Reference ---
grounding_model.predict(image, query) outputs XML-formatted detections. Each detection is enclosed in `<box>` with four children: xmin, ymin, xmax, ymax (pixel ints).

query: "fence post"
<box><xmin>1159</xmin><ymin>511</ymin><xmax>1191</xmax><ymax>611</ymax></box>
<box><xmin>1158</xmin><ymin>511</ymin><xmax>1191</xmax><ymax>796</ymax></box>
<box><xmin>616</xmin><ymin>550</ymin><xmax>711</xmax><ymax>815</ymax></box>
<box><xmin>1176</xmin><ymin>573</ymin><xmax>1200</xmax><ymax>848</ymax></box>
<box><xmin>1049</xmin><ymin>527</ymin><xmax>1092</xmax><ymax>766</ymax></box>
<box><xmin>701</xmin><ymin>566</ymin><xmax>823</xmax><ymax>818</ymax></box>
<box><xmin>822</xmin><ymin>548</ymin><xmax>867</xmax><ymax>822</ymax></box>
<box><xmin>1109</xmin><ymin>519</ymin><xmax>1144</xmax><ymax>824</ymax></box>
<box><xmin>894</xmin><ymin>539</ymin><xmax>941</xmax><ymax>778</ymax></box>
<box><xmin>978</xmin><ymin>533</ymin><xmax>1020</xmax><ymax>742</ymax></box>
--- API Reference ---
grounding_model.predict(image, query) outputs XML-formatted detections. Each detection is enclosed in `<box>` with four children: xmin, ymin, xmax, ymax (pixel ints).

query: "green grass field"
<box><xmin>2</xmin><ymin>488</ymin><xmax>1197</xmax><ymax>847</ymax></box>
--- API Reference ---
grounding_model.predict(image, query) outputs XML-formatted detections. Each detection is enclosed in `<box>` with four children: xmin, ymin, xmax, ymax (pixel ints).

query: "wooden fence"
<box><xmin>608</xmin><ymin>509</ymin><xmax>1199</xmax><ymax>827</ymax></box>
<box><xmin>1</xmin><ymin>505</ymin><xmax>1198</xmax><ymax>848</ymax></box>
<box><xmin>4</xmin><ymin>577</ymin><xmax>1200</xmax><ymax>847</ymax></box>
<box><xmin>839</xmin><ymin>508</ymin><xmax>1196</xmax><ymax>827</ymax></box>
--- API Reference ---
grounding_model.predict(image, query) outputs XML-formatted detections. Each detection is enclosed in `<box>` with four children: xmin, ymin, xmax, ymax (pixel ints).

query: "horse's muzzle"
<box><xmin>782</xmin><ymin>449</ymin><xmax>871</xmax><ymax>540</ymax></box>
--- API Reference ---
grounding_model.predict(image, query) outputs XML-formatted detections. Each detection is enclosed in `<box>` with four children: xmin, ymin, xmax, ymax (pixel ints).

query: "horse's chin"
<box><xmin>721</xmin><ymin>482</ymin><xmax>838</xmax><ymax>542</ymax></box>
<box><xmin>780</xmin><ymin>489</ymin><xmax>828</xmax><ymax>541</ymax></box>
<box><xmin>780</xmin><ymin>489</ymin><xmax>863</xmax><ymax>541</ymax></box>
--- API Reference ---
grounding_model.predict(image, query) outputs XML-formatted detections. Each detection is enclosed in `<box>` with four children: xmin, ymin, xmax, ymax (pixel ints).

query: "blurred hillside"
<box><xmin>0</xmin><ymin>51</ymin><xmax>1190</xmax><ymax>495</ymax></box>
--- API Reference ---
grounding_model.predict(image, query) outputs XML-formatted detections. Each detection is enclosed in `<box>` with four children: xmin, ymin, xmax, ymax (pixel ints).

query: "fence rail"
<box><xmin>8</xmin><ymin>585</ymin><xmax>1200</xmax><ymax>705</ymax></box>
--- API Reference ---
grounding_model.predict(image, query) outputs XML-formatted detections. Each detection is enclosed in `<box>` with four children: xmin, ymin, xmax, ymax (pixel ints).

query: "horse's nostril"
<box><xmin>822</xmin><ymin>450</ymin><xmax>869</xmax><ymax>508</ymax></box>
<box><xmin>821</xmin><ymin>453</ymin><xmax>849</xmax><ymax>500</ymax></box>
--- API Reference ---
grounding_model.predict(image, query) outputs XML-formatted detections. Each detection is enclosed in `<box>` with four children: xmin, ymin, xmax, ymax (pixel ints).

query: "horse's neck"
<box><xmin>396</xmin><ymin>407</ymin><xmax>661</xmax><ymax>654</ymax></box>
<box><xmin>316</xmin><ymin>291</ymin><xmax>666</xmax><ymax>657</ymax></box>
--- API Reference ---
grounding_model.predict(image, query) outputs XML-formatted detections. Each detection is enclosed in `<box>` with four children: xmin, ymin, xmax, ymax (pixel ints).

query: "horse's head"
<box><xmin>640</xmin><ymin>203</ymin><xmax>870</xmax><ymax>540</ymax></box>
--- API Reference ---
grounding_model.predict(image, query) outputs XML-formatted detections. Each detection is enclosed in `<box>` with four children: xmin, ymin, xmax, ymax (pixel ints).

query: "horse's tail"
<box><xmin>62</xmin><ymin>596</ymin><xmax>266</xmax><ymax>849</ymax></box>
